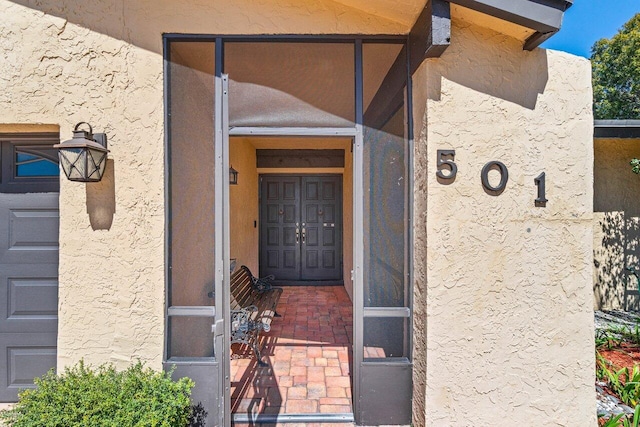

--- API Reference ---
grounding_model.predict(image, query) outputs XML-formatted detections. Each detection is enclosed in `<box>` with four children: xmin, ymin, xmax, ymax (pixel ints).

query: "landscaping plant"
<box><xmin>0</xmin><ymin>360</ymin><xmax>195</xmax><ymax>427</ymax></box>
<box><xmin>597</xmin><ymin>328</ymin><xmax>625</xmax><ymax>350</ymax></box>
<box><xmin>597</xmin><ymin>320</ymin><xmax>640</xmax><ymax>427</ymax></box>
<box><xmin>600</xmin><ymin>405</ymin><xmax>640</xmax><ymax>427</ymax></box>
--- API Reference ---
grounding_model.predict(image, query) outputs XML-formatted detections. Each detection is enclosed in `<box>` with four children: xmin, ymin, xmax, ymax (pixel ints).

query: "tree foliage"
<box><xmin>591</xmin><ymin>13</ymin><xmax>640</xmax><ymax>119</ymax></box>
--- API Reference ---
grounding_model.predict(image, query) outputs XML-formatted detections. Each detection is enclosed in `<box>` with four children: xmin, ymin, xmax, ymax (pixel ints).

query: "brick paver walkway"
<box><xmin>230</xmin><ymin>286</ymin><xmax>353</xmax><ymax>417</ymax></box>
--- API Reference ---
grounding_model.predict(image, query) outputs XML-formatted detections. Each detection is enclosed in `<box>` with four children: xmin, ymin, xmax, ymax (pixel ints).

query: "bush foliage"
<box><xmin>0</xmin><ymin>360</ymin><xmax>194</xmax><ymax>427</ymax></box>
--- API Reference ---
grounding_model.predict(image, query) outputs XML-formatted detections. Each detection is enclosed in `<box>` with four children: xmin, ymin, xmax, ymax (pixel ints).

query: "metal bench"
<box><xmin>230</xmin><ymin>265</ymin><xmax>282</xmax><ymax>366</ymax></box>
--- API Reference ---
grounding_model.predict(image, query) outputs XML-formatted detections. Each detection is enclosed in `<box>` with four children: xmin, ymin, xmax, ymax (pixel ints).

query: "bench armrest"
<box><xmin>240</xmin><ymin>265</ymin><xmax>276</xmax><ymax>292</ymax></box>
<box><xmin>230</xmin><ymin>306</ymin><xmax>257</xmax><ymax>333</ymax></box>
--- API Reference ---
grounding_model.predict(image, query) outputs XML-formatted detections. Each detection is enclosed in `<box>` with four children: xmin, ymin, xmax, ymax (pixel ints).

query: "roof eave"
<box><xmin>445</xmin><ymin>0</ymin><xmax>572</xmax><ymax>50</ymax></box>
<box><xmin>594</xmin><ymin>120</ymin><xmax>640</xmax><ymax>139</ymax></box>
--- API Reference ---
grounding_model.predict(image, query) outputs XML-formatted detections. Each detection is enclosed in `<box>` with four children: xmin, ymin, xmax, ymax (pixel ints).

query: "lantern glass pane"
<box><xmin>58</xmin><ymin>151</ymin><xmax>73</xmax><ymax>179</ymax></box>
<box><xmin>59</xmin><ymin>148</ymin><xmax>87</xmax><ymax>180</ymax></box>
<box><xmin>73</xmin><ymin>151</ymin><xmax>87</xmax><ymax>180</ymax></box>
<box><xmin>87</xmin><ymin>148</ymin><xmax>107</xmax><ymax>180</ymax></box>
<box><xmin>98</xmin><ymin>153</ymin><xmax>107</xmax><ymax>178</ymax></box>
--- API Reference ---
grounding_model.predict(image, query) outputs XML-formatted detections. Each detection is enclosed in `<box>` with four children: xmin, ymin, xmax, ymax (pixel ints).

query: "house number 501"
<box><xmin>436</xmin><ymin>150</ymin><xmax>547</xmax><ymax>207</ymax></box>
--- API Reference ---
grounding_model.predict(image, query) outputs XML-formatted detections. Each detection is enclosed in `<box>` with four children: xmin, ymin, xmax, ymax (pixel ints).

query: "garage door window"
<box><xmin>0</xmin><ymin>134</ymin><xmax>60</xmax><ymax>193</ymax></box>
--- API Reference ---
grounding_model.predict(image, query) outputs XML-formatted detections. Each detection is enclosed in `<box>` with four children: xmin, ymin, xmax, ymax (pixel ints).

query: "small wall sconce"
<box><xmin>54</xmin><ymin>122</ymin><xmax>109</xmax><ymax>182</ymax></box>
<box><xmin>229</xmin><ymin>165</ymin><xmax>239</xmax><ymax>185</ymax></box>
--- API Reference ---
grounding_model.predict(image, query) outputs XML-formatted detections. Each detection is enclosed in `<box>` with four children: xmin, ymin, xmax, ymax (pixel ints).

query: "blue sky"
<box><xmin>540</xmin><ymin>0</ymin><xmax>639</xmax><ymax>57</ymax></box>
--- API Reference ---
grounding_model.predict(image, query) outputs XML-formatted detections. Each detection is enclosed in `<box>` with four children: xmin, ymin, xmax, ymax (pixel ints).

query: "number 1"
<box><xmin>534</xmin><ymin>172</ymin><xmax>547</xmax><ymax>206</ymax></box>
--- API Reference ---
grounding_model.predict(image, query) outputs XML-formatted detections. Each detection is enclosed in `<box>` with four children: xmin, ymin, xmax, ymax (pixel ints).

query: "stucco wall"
<box><xmin>2</xmin><ymin>0</ymin><xmax>595</xmax><ymax>424</ymax></box>
<box><xmin>0</xmin><ymin>0</ymin><xmax>408</xmax><ymax>372</ymax></box>
<box><xmin>594</xmin><ymin>138</ymin><xmax>640</xmax><ymax>311</ymax></box>
<box><xmin>230</xmin><ymin>138</ymin><xmax>259</xmax><ymax>273</ymax></box>
<box><xmin>412</xmin><ymin>20</ymin><xmax>595</xmax><ymax>426</ymax></box>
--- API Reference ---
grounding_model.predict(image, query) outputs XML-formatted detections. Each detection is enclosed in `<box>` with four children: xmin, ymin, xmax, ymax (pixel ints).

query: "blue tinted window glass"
<box><xmin>15</xmin><ymin>148</ymin><xmax>59</xmax><ymax>177</ymax></box>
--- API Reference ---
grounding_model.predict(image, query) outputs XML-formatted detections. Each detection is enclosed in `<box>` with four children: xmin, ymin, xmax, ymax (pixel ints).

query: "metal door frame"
<box><xmin>214</xmin><ymin>72</ymin><xmax>232</xmax><ymax>427</ymax></box>
<box><xmin>231</xmin><ymin>128</ymin><xmax>362</xmax><ymax>422</ymax></box>
<box><xmin>163</xmin><ymin>40</ymin><xmax>232</xmax><ymax>427</ymax></box>
<box><xmin>165</xmin><ymin>36</ymin><xmax>413</xmax><ymax>426</ymax></box>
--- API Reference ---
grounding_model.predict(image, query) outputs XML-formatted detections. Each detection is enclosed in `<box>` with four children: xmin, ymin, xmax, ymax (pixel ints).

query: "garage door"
<box><xmin>0</xmin><ymin>133</ymin><xmax>59</xmax><ymax>402</ymax></box>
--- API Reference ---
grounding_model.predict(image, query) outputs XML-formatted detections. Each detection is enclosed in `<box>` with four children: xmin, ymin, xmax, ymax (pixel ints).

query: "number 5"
<box><xmin>436</xmin><ymin>149</ymin><xmax>457</xmax><ymax>182</ymax></box>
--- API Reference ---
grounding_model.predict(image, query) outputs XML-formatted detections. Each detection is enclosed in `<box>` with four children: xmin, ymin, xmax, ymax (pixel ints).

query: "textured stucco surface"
<box><xmin>230</xmin><ymin>138</ymin><xmax>259</xmax><ymax>273</ymax></box>
<box><xmin>0</xmin><ymin>0</ymin><xmax>409</xmax><ymax>371</ymax></box>
<box><xmin>2</xmin><ymin>0</ymin><xmax>595</xmax><ymax>424</ymax></box>
<box><xmin>411</xmin><ymin>20</ymin><xmax>595</xmax><ymax>426</ymax></box>
<box><xmin>593</xmin><ymin>138</ymin><xmax>640</xmax><ymax>311</ymax></box>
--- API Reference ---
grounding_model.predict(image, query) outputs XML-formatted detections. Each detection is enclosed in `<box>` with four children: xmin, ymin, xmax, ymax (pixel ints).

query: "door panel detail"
<box><xmin>260</xmin><ymin>175</ymin><xmax>342</xmax><ymax>283</ymax></box>
<box><xmin>8</xmin><ymin>278</ymin><xmax>58</xmax><ymax>319</ymax></box>
<box><xmin>0</xmin><ymin>193</ymin><xmax>59</xmax><ymax>402</ymax></box>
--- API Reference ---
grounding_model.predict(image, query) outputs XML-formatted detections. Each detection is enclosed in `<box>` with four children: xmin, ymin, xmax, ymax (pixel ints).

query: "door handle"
<box><xmin>296</xmin><ymin>227</ymin><xmax>300</xmax><ymax>243</ymax></box>
<box><xmin>301</xmin><ymin>227</ymin><xmax>306</xmax><ymax>244</ymax></box>
<box><xmin>212</xmin><ymin>319</ymin><xmax>224</xmax><ymax>337</ymax></box>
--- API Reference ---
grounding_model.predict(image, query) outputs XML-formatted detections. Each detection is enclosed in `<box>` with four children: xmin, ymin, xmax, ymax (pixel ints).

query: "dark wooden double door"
<box><xmin>260</xmin><ymin>175</ymin><xmax>342</xmax><ymax>284</ymax></box>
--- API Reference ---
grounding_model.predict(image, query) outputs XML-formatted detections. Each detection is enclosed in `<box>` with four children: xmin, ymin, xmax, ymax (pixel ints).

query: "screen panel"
<box><xmin>225</xmin><ymin>42</ymin><xmax>355</xmax><ymax>127</ymax></box>
<box><xmin>168</xmin><ymin>41</ymin><xmax>216</xmax><ymax>357</ymax></box>
<box><xmin>362</xmin><ymin>44</ymin><xmax>409</xmax><ymax>309</ymax></box>
<box><xmin>363</xmin><ymin>317</ymin><xmax>409</xmax><ymax>360</ymax></box>
<box><xmin>168</xmin><ymin>317</ymin><xmax>215</xmax><ymax>358</ymax></box>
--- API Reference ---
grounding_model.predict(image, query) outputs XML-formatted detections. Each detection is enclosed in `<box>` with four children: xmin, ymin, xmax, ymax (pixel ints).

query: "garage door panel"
<box><xmin>9</xmin><ymin>208</ymin><xmax>59</xmax><ymax>248</ymax></box>
<box><xmin>0</xmin><ymin>138</ymin><xmax>60</xmax><ymax>403</ymax></box>
<box><xmin>0</xmin><ymin>267</ymin><xmax>58</xmax><ymax>334</ymax></box>
<box><xmin>0</xmin><ymin>213</ymin><xmax>59</xmax><ymax>264</ymax></box>
<box><xmin>8</xmin><ymin>278</ymin><xmax>58</xmax><ymax>318</ymax></box>
<box><xmin>0</xmin><ymin>333</ymin><xmax>57</xmax><ymax>402</ymax></box>
<box><xmin>0</xmin><ymin>195</ymin><xmax>59</xmax><ymax>265</ymax></box>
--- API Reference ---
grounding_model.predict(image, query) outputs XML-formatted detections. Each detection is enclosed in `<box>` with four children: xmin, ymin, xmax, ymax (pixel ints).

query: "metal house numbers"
<box><xmin>480</xmin><ymin>160</ymin><xmax>509</xmax><ymax>195</ymax></box>
<box><xmin>435</xmin><ymin>149</ymin><xmax>547</xmax><ymax>207</ymax></box>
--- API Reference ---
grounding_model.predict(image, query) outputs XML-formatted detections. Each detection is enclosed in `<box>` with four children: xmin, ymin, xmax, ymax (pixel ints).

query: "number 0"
<box><xmin>480</xmin><ymin>161</ymin><xmax>508</xmax><ymax>194</ymax></box>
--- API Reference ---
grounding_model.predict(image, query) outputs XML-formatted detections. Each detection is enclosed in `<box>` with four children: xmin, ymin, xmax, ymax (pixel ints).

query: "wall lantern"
<box><xmin>229</xmin><ymin>166</ymin><xmax>239</xmax><ymax>185</ymax></box>
<box><xmin>54</xmin><ymin>122</ymin><xmax>109</xmax><ymax>182</ymax></box>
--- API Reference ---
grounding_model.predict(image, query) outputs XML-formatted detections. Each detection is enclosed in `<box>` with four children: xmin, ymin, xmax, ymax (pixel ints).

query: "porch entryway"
<box><xmin>165</xmin><ymin>37</ymin><xmax>413</xmax><ymax>426</ymax></box>
<box><xmin>230</xmin><ymin>139</ymin><xmax>353</xmax><ymax>422</ymax></box>
<box><xmin>230</xmin><ymin>286</ymin><xmax>352</xmax><ymax>420</ymax></box>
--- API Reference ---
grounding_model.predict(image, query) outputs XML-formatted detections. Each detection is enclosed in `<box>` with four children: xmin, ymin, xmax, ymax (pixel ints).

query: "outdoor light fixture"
<box><xmin>229</xmin><ymin>166</ymin><xmax>238</xmax><ymax>185</ymax></box>
<box><xmin>55</xmin><ymin>122</ymin><xmax>109</xmax><ymax>182</ymax></box>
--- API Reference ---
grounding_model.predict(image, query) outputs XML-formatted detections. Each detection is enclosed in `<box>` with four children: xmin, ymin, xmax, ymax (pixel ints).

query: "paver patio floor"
<box><xmin>230</xmin><ymin>286</ymin><xmax>353</xmax><ymax>417</ymax></box>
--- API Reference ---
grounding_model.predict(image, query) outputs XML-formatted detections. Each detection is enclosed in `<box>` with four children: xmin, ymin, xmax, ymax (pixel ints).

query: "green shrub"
<box><xmin>0</xmin><ymin>360</ymin><xmax>195</xmax><ymax>427</ymax></box>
